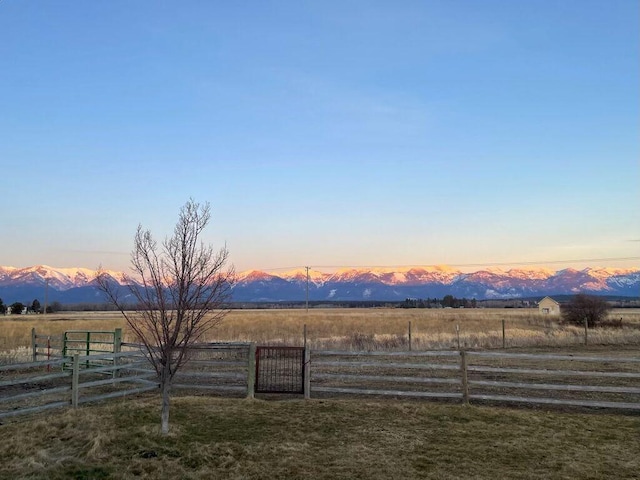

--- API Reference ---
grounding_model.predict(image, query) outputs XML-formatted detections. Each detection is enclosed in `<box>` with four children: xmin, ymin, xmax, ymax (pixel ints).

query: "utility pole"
<box><xmin>305</xmin><ymin>266</ymin><xmax>310</xmax><ymax>313</ymax></box>
<box><xmin>44</xmin><ymin>279</ymin><xmax>49</xmax><ymax>315</ymax></box>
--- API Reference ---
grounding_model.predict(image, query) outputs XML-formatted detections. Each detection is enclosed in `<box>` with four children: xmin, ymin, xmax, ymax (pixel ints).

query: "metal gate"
<box><xmin>255</xmin><ymin>346</ymin><xmax>305</xmax><ymax>394</ymax></box>
<box><xmin>62</xmin><ymin>329</ymin><xmax>122</xmax><ymax>370</ymax></box>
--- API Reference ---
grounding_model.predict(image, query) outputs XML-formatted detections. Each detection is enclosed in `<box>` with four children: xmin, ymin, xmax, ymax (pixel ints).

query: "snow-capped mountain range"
<box><xmin>0</xmin><ymin>264</ymin><xmax>638</xmax><ymax>304</ymax></box>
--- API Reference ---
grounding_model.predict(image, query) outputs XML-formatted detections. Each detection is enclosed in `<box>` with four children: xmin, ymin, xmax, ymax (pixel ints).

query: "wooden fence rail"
<box><xmin>309</xmin><ymin>349</ymin><xmax>640</xmax><ymax>410</ymax></box>
<box><xmin>465</xmin><ymin>351</ymin><xmax>640</xmax><ymax>410</ymax></box>
<box><xmin>31</xmin><ymin>330</ymin><xmax>64</xmax><ymax>363</ymax></box>
<box><xmin>120</xmin><ymin>341</ymin><xmax>253</xmax><ymax>396</ymax></box>
<box><xmin>3</xmin><ymin>345</ymin><xmax>639</xmax><ymax>421</ymax></box>
<box><xmin>310</xmin><ymin>350</ymin><xmax>464</xmax><ymax>401</ymax></box>
<box><xmin>0</xmin><ymin>343</ymin><xmax>254</xmax><ymax>420</ymax></box>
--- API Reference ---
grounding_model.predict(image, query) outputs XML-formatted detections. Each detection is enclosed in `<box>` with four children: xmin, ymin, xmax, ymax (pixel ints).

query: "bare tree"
<box><xmin>97</xmin><ymin>199</ymin><xmax>234</xmax><ymax>434</ymax></box>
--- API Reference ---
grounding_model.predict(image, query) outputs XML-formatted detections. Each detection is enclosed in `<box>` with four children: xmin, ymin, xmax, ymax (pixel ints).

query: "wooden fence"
<box><xmin>120</xmin><ymin>341</ymin><xmax>253</xmax><ymax>396</ymax></box>
<box><xmin>30</xmin><ymin>329</ymin><xmax>64</xmax><ymax>363</ymax></box>
<box><xmin>465</xmin><ymin>351</ymin><xmax>640</xmax><ymax>410</ymax></box>
<box><xmin>311</xmin><ymin>350</ymin><xmax>463</xmax><ymax>401</ymax></box>
<box><xmin>1</xmin><ymin>357</ymin><xmax>74</xmax><ymax>418</ymax></box>
<box><xmin>0</xmin><ymin>343</ymin><xmax>253</xmax><ymax>420</ymax></box>
<box><xmin>3</xmin><ymin>345</ymin><xmax>639</xmax><ymax>420</ymax></box>
<box><xmin>309</xmin><ymin>349</ymin><xmax>640</xmax><ymax>410</ymax></box>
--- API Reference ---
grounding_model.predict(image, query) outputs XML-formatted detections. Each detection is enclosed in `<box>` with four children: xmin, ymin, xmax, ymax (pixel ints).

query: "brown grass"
<box><xmin>1</xmin><ymin>395</ymin><xmax>639</xmax><ymax>479</ymax></box>
<box><xmin>2</xmin><ymin>310</ymin><xmax>640</xmax><ymax>478</ymax></box>
<box><xmin>1</xmin><ymin>308</ymin><xmax>639</xmax><ymax>363</ymax></box>
<box><xmin>213</xmin><ymin>308</ymin><xmax>640</xmax><ymax>350</ymax></box>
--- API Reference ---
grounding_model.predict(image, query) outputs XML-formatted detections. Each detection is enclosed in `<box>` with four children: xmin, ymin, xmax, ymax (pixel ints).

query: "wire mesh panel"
<box><xmin>255</xmin><ymin>346</ymin><xmax>305</xmax><ymax>394</ymax></box>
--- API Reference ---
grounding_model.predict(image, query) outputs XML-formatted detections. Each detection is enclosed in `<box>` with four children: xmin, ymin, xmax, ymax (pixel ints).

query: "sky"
<box><xmin>1</xmin><ymin>1</ymin><xmax>638</xmax><ymax>274</ymax></box>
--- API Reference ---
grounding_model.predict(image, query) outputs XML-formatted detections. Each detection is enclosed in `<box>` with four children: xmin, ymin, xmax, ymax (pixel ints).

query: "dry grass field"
<box><xmin>2</xmin><ymin>308</ymin><xmax>640</xmax><ymax>363</ymax></box>
<box><xmin>1</xmin><ymin>395</ymin><xmax>639</xmax><ymax>480</ymax></box>
<box><xmin>2</xmin><ymin>309</ymin><xmax>640</xmax><ymax>479</ymax></box>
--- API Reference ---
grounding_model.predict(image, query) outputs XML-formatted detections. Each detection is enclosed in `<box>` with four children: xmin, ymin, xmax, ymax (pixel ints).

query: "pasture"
<box><xmin>2</xmin><ymin>308</ymin><xmax>640</xmax><ymax>479</ymax></box>
<box><xmin>2</xmin><ymin>308</ymin><xmax>640</xmax><ymax>363</ymax></box>
<box><xmin>1</xmin><ymin>396</ymin><xmax>639</xmax><ymax>479</ymax></box>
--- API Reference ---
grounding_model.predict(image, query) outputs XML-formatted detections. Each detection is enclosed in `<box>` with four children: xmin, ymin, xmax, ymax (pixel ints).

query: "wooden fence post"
<box><xmin>408</xmin><ymin>321</ymin><xmax>412</xmax><ymax>351</ymax></box>
<box><xmin>246</xmin><ymin>343</ymin><xmax>256</xmax><ymax>399</ymax></box>
<box><xmin>114</xmin><ymin>328</ymin><xmax>122</xmax><ymax>353</ymax></box>
<box><xmin>85</xmin><ymin>331</ymin><xmax>91</xmax><ymax>368</ymax></box>
<box><xmin>456</xmin><ymin>324</ymin><xmax>460</xmax><ymax>350</ymax></box>
<box><xmin>584</xmin><ymin>318</ymin><xmax>588</xmax><ymax>346</ymax></box>
<box><xmin>31</xmin><ymin>328</ymin><xmax>37</xmax><ymax>362</ymax></box>
<box><xmin>71</xmin><ymin>354</ymin><xmax>80</xmax><ymax>408</ymax></box>
<box><xmin>46</xmin><ymin>336</ymin><xmax>51</xmax><ymax>372</ymax></box>
<box><xmin>460</xmin><ymin>350</ymin><xmax>469</xmax><ymax>405</ymax></box>
<box><xmin>113</xmin><ymin>328</ymin><xmax>122</xmax><ymax>379</ymax></box>
<box><xmin>304</xmin><ymin>346</ymin><xmax>311</xmax><ymax>400</ymax></box>
<box><xmin>502</xmin><ymin>319</ymin><xmax>506</xmax><ymax>349</ymax></box>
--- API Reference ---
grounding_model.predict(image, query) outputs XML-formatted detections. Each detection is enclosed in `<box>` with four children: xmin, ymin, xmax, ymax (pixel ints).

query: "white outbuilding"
<box><xmin>538</xmin><ymin>296</ymin><xmax>560</xmax><ymax>315</ymax></box>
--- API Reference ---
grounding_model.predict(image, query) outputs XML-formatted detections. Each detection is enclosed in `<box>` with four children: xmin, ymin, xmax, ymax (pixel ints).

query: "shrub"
<box><xmin>561</xmin><ymin>294</ymin><xmax>611</xmax><ymax>328</ymax></box>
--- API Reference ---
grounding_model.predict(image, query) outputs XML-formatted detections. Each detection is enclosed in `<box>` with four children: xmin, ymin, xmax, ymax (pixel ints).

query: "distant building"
<box><xmin>538</xmin><ymin>296</ymin><xmax>560</xmax><ymax>315</ymax></box>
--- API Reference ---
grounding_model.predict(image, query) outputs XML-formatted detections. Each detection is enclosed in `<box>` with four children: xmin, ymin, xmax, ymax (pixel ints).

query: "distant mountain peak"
<box><xmin>0</xmin><ymin>264</ymin><xmax>637</xmax><ymax>303</ymax></box>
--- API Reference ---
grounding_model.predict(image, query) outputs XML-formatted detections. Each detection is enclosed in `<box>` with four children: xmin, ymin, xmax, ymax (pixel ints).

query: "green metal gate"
<box><xmin>62</xmin><ymin>329</ymin><xmax>122</xmax><ymax>369</ymax></box>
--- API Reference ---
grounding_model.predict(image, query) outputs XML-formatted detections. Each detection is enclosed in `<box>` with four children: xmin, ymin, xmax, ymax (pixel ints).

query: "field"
<box><xmin>1</xmin><ymin>396</ymin><xmax>639</xmax><ymax>480</ymax></box>
<box><xmin>2</xmin><ymin>308</ymin><xmax>640</xmax><ymax>362</ymax></box>
<box><xmin>2</xmin><ymin>309</ymin><xmax>640</xmax><ymax>479</ymax></box>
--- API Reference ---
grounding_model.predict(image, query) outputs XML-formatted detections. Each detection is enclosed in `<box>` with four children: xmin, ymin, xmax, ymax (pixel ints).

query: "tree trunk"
<box><xmin>160</xmin><ymin>366</ymin><xmax>171</xmax><ymax>435</ymax></box>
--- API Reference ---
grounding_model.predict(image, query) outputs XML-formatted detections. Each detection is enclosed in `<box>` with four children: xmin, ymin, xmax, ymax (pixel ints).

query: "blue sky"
<box><xmin>1</xmin><ymin>1</ymin><xmax>638</xmax><ymax>273</ymax></box>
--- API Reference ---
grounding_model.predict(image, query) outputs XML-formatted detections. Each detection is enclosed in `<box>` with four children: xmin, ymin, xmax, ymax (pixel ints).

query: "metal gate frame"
<box><xmin>62</xmin><ymin>329</ymin><xmax>122</xmax><ymax>371</ymax></box>
<box><xmin>255</xmin><ymin>346</ymin><xmax>305</xmax><ymax>394</ymax></box>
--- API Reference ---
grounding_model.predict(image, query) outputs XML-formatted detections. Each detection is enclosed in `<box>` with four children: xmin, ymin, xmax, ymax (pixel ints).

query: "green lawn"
<box><xmin>1</xmin><ymin>396</ymin><xmax>638</xmax><ymax>479</ymax></box>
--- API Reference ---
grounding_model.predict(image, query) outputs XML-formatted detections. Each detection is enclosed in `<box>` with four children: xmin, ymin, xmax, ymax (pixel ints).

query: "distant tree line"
<box><xmin>0</xmin><ymin>295</ymin><xmax>635</xmax><ymax>313</ymax></box>
<box><xmin>400</xmin><ymin>295</ymin><xmax>478</xmax><ymax>309</ymax></box>
<box><xmin>0</xmin><ymin>298</ymin><xmax>64</xmax><ymax>315</ymax></box>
